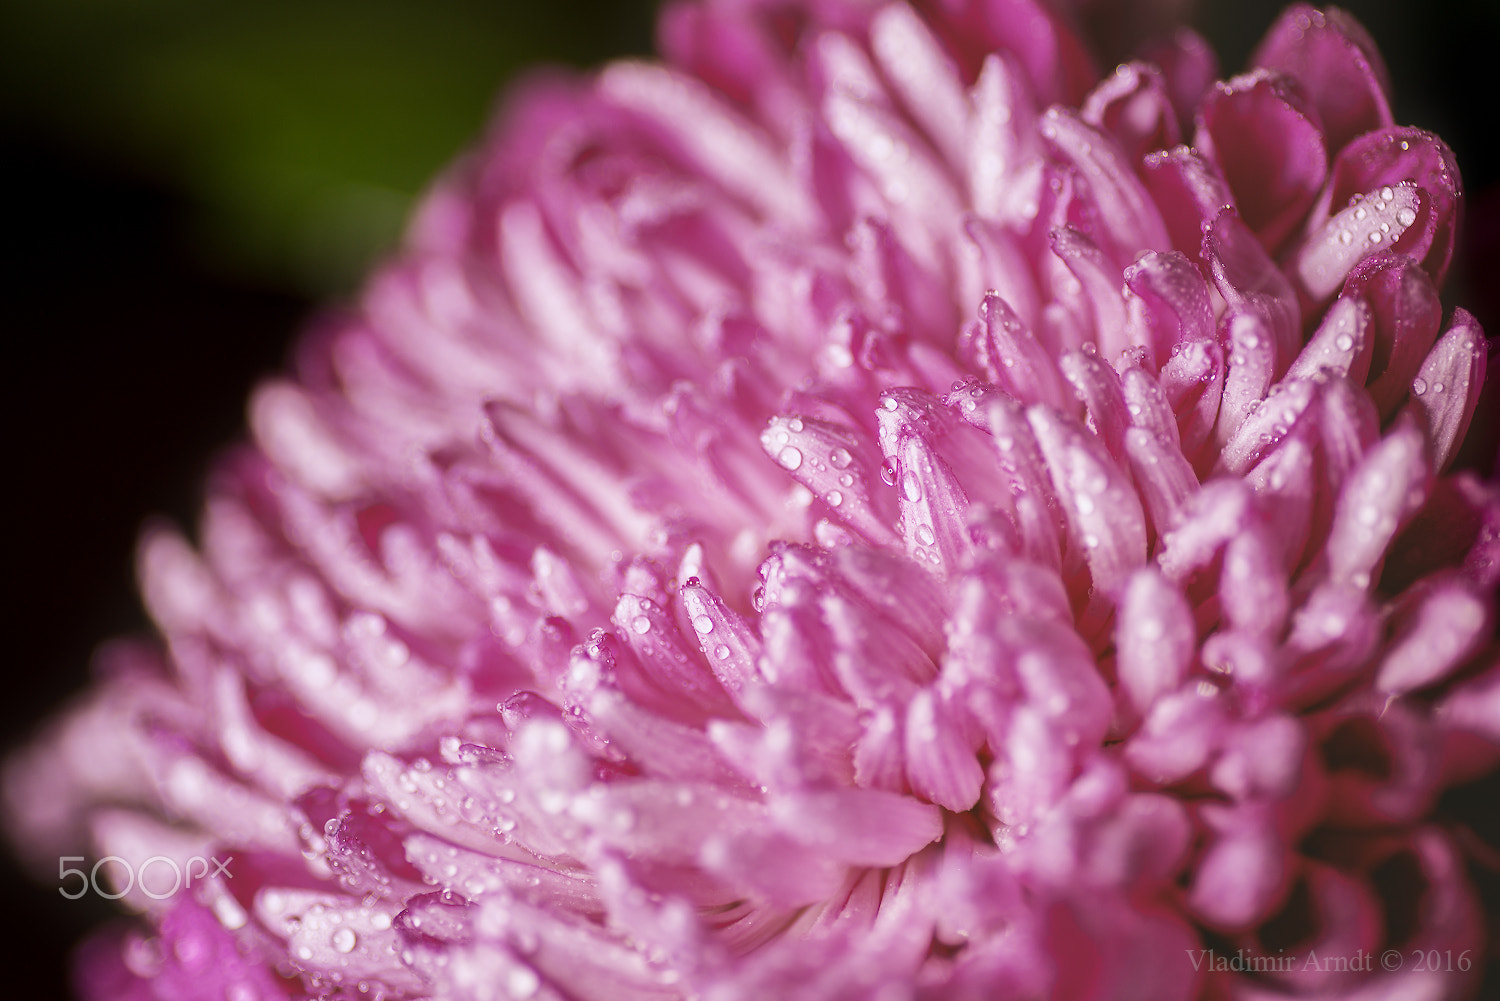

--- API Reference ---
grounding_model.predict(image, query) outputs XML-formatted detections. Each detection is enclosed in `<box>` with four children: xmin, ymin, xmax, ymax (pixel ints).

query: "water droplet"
<box><xmin>1432</xmin><ymin>382</ymin><xmax>1445</xmax><ymax>394</ymax></box>
<box><xmin>1353</xmin><ymin>207</ymin><xmax>1367</xmax><ymax>221</ymax></box>
<box><xmin>1411</xmin><ymin>377</ymin><xmax>1427</xmax><ymax>396</ymax></box>
<box><xmin>787</xmin><ymin>418</ymin><xmax>804</xmax><ymax>432</ymax></box>
<box><xmin>829</xmin><ymin>447</ymin><xmax>852</xmax><ymax>469</ymax></box>
<box><xmin>824</xmin><ymin>490</ymin><xmax>843</xmax><ymax>508</ymax></box>
<box><xmin>296</xmin><ymin>946</ymin><xmax>314</xmax><ymax>962</ymax></box>
<box><xmin>879</xmin><ymin>460</ymin><xmax>897</xmax><ymax>486</ymax></box>
<box><xmin>1396</xmin><ymin>207</ymin><xmax>1417</xmax><ymax>227</ymax></box>
<box><xmin>838</xmin><ymin>473</ymin><xmax>854</xmax><ymax>488</ymax></box>
<box><xmin>714</xmin><ymin>644</ymin><xmax>730</xmax><ymax>660</ymax></box>
<box><xmin>1380</xmin><ymin>186</ymin><xmax>1394</xmax><ymax>201</ymax></box>
<box><xmin>1338</xmin><ymin>230</ymin><xmax>1352</xmax><ymax>245</ymax></box>
<box><xmin>915</xmin><ymin>524</ymin><xmax>935</xmax><ymax>546</ymax></box>
<box><xmin>777</xmin><ymin>446</ymin><xmax>803</xmax><ymax>470</ymax></box>
<box><xmin>1369</xmin><ymin>231</ymin><xmax>1382</xmax><ymax>243</ymax></box>
<box><xmin>900</xmin><ymin>470</ymin><xmax>923</xmax><ymax>502</ymax></box>
<box><xmin>692</xmin><ymin>615</ymin><xmax>714</xmax><ymax>634</ymax></box>
<box><xmin>1335</xmin><ymin>334</ymin><xmax>1353</xmax><ymax>352</ymax></box>
<box><xmin>332</xmin><ymin>928</ymin><xmax>358</xmax><ymax>954</ymax></box>
<box><xmin>508</xmin><ymin>967</ymin><xmax>540</xmax><ymax>999</ymax></box>
<box><xmin>631</xmin><ymin>615</ymin><xmax>651</xmax><ymax>634</ymax></box>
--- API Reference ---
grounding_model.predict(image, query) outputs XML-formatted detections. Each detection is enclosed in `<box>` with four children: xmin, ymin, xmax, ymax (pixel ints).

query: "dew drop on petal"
<box><xmin>915</xmin><ymin>524</ymin><xmax>935</xmax><ymax>546</ymax></box>
<box><xmin>777</xmin><ymin>446</ymin><xmax>803</xmax><ymax>470</ymax></box>
<box><xmin>1411</xmin><ymin>377</ymin><xmax>1427</xmax><ymax>396</ymax></box>
<box><xmin>824</xmin><ymin>490</ymin><xmax>843</xmax><ymax>508</ymax></box>
<box><xmin>631</xmin><ymin>615</ymin><xmax>651</xmax><ymax>634</ymax></box>
<box><xmin>829</xmin><ymin>447</ymin><xmax>852</xmax><ymax>469</ymax></box>
<box><xmin>1335</xmin><ymin>334</ymin><xmax>1353</xmax><ymax>352</ymax></box>
<box><xmin>714</xmin><ymin>644</ymin><xmax>730</xmax><ymax>660</ymax></box>
<box><xmin>332</xmin><ymin>928</ymin><xmax>357</xmax><ymax>954</ymax></box>
<box><xmin>900</xmin><ymin>470</ymin><xmax>923</xmax><ymax>502</ymax></box>
<box><xmin>1396</xmin><ymin>207</ymin><xmax>1417</xmax><ymax>227</ymax></box>
<box><xmin>692</xmin><ymin>615</ymin><xmax>714</xmax><ymax>634</ymax></box>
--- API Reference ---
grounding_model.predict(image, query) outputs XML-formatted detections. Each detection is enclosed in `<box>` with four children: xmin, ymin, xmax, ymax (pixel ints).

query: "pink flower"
<box><xmin>6</xmin><ymin>2</ymin><xmax>1497</xmax><ymax>999</ymax></box>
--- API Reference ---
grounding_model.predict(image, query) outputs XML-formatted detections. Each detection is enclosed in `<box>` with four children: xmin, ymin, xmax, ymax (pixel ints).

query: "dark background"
<box><xmin>2</xmin><ymin>1</ymin><xmax>1496</xmax><ymax>998</ymax></box>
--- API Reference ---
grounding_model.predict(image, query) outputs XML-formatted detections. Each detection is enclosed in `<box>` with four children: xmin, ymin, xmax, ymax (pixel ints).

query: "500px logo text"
<box><xmin>58</xmin><ymin>855</ymin><xmax>233</xmax><ymax>900</ymax></box>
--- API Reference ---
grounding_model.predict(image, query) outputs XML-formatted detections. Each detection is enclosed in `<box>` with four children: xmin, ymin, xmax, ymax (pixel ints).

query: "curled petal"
<box><xmin>1141</xmin><ymin>145</ymin><xmax>1233</xmax><ymax>263</ymax></box>
<box><xmin>1376</xmin><ymin>572</ymin><xmax>1491</xmax><ymax>696</ymax></box>
<box><xmin>1081</xmin><ymin>61</ymin><xmax>1180</xmax><ymax>165</ymax></box>
<box><xmin>1203</xmin><ymin>207</ymin><xmax>1300</xmax><ymax>379</ymax></box>
<box><xmin>1323</xmin><ymin>127</ymin><xmax>1463</xmax><ymax>285</ymax></box>
<box><xmin>1251</xmin><ymin>3</ymin><xmax>1394</xmax><ymax>154</ymax></box>
<box><xmin>1405</xmin><ymin>309</ymin><xmax>1488</xmax><ymax>473</ymax></box>
<box><xmin>1289</xmin><ymin>181</ymin><xmax>1424</xmax><ymax>307</ymax></box>
<box><xmin>1194</xmin><ymin>70</ymin><xmax>1328</xmax><ymax>252</ymax></box>
<box><xmin>1122</xmin><ymin>250</ymin><xmax>1214</xmax><ymax>369</ymax></box>
<box><xmin>1040</xmin><ymin>107</ymin><xmax>1170</xmax><ymax>263</ymax></box>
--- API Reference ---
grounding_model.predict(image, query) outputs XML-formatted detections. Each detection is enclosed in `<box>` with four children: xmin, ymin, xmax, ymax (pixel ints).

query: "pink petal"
<box><xmin>1251</xmin><ymin>3</ymin><xmax>1394</xmax><ymax>154</ymax></box>
<box><xmin>1194</xmin><ymin>70</ymin><xmax>1328</xmax><ymax>253</ymax></box>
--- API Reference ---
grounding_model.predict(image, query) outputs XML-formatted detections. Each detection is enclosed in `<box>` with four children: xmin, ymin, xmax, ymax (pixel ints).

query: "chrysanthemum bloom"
<box><xmin>7</xmin><ymin>1</ymin><xmax>1497</xmax><ymax>998</ymax></box>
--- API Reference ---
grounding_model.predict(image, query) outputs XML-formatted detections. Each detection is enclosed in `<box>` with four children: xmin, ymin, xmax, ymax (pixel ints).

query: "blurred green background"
<box><xmin>0</xmin><ymin>0</ymin><xmax>663</xmax><ymax>292</ymax></box>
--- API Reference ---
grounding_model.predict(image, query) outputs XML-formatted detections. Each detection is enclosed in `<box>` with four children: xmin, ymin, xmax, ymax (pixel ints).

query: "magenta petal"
<box><xmin>1217</xmin><ymin>313</ymin><xmax>1277</xmax><ymax>448</ymax></box>
<box><xmin>1376</xmin><ymin>572</ymin><xmax>1491</xmax><ymax>695</ymax></box>
<box><xmin>1284</xmin><ymin>294</ymin><xmax>1373</xmax><ymax>385</ymax></box>
<box><xmin>1060</xmin><ymin>350</ymin><xmax>1132</xmax><ymax>462</ymax></box>
<box><xmin>1188</xmin><ymin>804</ymin><xmax>1289</xmax><ymax>930</ymax></box>
<box><xmin>1251</xmin><ymin>3</ymin><xmax>1394</xmax><ymax>155</ymax></box>
<box><xmin>1336</xmin><ymin>253</ymin><xmax>1443</xmax><ymax>421</ymax></box>
<box><xmin>1028</xmin><ymin>405</ymin><xmax>1148</xmax><ymax>596</ymax></box>
<box><xmin>1122</xmin><ymin>249</ymin><xmax>1215</xmax><ymax>368</ymax></box>
<box><xmin>1158</xmin><ymin>336</ymin><xmax>1224</xmax><ymax>464</ymax></box>
<box><xmin>1116</xmin><ymin>568</ymin><xmax>1195</xmax><ymax>712</ymax></box>
<box><xmin>773</xmin><ymin>787</ymin><xmax>942</xmax><ymax>868</ymax></box>
<box><xmin>963</xmin><ymin>292</ymin><xmax>1068</xmax><ymax>408</ymax></box>
<box><xmin>1323</xmin><ymin>126</ymin><xmax>1464</xmax><ymax>285</ymax></box>
<box><xmin>1194</xmin><ymin>70</ymin><xmax>1328</xmax><ymax>253</ymax></box>
<box><xmin>1405</xmin><ymin>309</ymin><xmax>1488</xmax><ymax>473</ymax></box>
<box><xmin>1080</xmin><ymin>61</ymin><xmax>1180</xmax><ymax>166</ymax></box>
<box><xmin>1202</xmin><ymin>207</ymin><xmax>1300</xmax><ymax>380</ymax></box>
<box><xmin>1324</xmin><ymin>416</ymin><xmax>1431</xmax><ymax>588</ymax></box>
<box><xmin>1040</xmin><ymin>107</ymin><xmax>1171</xmax><ymax>264</ymax></box>
<box><xmin>1137</xmin><ymin>27</ymin><xmax>1219</xmax><ymax>137</ymax></box>
<box><xmin>904</xmin><ymin>689</ymin><xmax>984</xmax><ymax>811</ymax></box>
<box><xmin>1123</xmin><ymin>426</ymin><xmax>1198</xmax><ymax>537</ymax></box>
<box><xmin>1289</xmin><ymin>180</ymin><xmax>1425</xmax><ymax>307</ymax></box>
<box><xmin>1141</xmin><ymin>145</ymin><xmax>1233</xmax><ymax>263</ymax></box>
